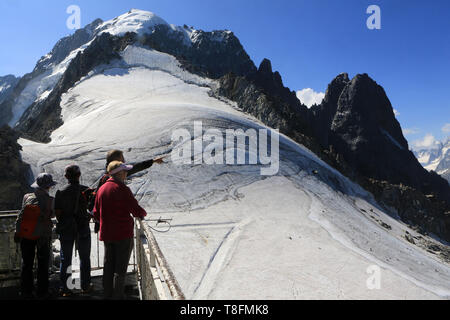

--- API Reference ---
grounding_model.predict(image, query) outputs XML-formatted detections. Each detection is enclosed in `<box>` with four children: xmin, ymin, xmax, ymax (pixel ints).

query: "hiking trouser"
<box><xmin>59</xmin><ymin>233</ymin><xmax>92</xmax><ymax>291</ymax></box>
<box><xmin>20</xmin><ymin>237</ymin><xmax>51</xmax><ymax>297</ymax></box>
<box><xmin>103</xmin><ymin>238</ymin><xmax>133</xmax><ymax>299</ymax></box>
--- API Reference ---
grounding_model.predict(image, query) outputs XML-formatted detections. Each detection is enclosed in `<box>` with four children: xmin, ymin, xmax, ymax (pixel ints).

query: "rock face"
<box><xmin>310</xmin><ymin>73</ymin><xmax>449</xmax><ymax>202</ymax></box>
<box><xmin>0</xmin><ymin>126</ymin><xmax>32</xmax><ymax>211</ymax></box>
<box><xmin>142</xmin><ymin>25</ymin><xmax>256</xmax><ymax>79</ymax></box>
<box><xmin>0</xmin><ymin>18</ymin><xmax>103</xmax><ymax>128</ymax></box>
<box><xmin>17</xmin><ymin>32</ymin><xmax>133</xmax><ymax>142</ymax></box>
<box><xmin>211</xmin><ymin>59</ymin><xmax>317</xmax><ymax>153</ymax></box>
<box><xmin>306</xmin><ymin>73</ymin><xmax>450</xmax><ymax>241</ymax></box>
<box><xmin>309</xmin><ymin>73</ymin><xmax>350</xmax><ymax>148</ymax></box>
<box><xmin>0</xmin><ymin>75</ymin><xmax>20</xmax><ymax>105</ymax></box>
<box><xmin>34</xmin><ymin>19</ymin><xmax>103</xmax><ymax>72</ymax></box>
<box><xmin>0</xmin><ymin>75</ymin><xmax>20</xmax><ymax>124</ymax></box>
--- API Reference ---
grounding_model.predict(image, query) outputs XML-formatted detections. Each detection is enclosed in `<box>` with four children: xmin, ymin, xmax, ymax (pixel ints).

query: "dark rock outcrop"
<box><xmin>0</xmin><ymin>126</ymin><xmax>32</xmax><ymax>210</ymax></box>
<box><xmin>309</xmin><ymin>73</ymin><xmax>350</xmax><ymax>147</ymax></box>
<box><xmin>33</xmin><ymin>19</ymin><xmax>103</xmax><ymax>72</ymax></box>
<box><xmin>142</xmin><ymin>25</ymin><xmax>256</xmax><ymax>79</ymax></box>
<box><xmin>0</xmin><ymin>75</ymin><xmax>20</xmax><ymax>105</ymax></box>
<box><xmin>310</xmin><ymin>73</ymin><xmax>450</xmax><ymax>203</ymax></box>
<box><xmin>211</xmin><ymin>59</ymin><xmax>317</xmax><ymax>152</ymax></box>
<box><xmin>17</xmin><ymin>32</ymin><xmax>135</xmax><ymax>142</ymax></box>
<box><xmin>362</xmin><ymin>179</ymin><xmax>450</xmax><ymax>240</ymax></box>
<box><xmin>304</xmin><ymin>73</ymin><xmax>450</xmax><ymax>241</ymax></box>
<box><xmin>0</xmin><ymin>19</ymin><xmax>103</xmax><ymax>128</ymax></box>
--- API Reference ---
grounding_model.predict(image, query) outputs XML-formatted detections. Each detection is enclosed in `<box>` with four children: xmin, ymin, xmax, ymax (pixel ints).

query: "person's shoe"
<box><xmin>81</xmin><ymin>283</ymin><xmax>94</xmax><ymax>294</ymax></box>
<box><xmin>59</xmin><ymin>288</ymin><xmax>74</xmax><ymax>297</ymax></box>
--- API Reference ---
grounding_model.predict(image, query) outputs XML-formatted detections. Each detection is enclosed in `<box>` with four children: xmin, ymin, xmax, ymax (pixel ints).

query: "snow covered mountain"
<box><xmin>415</xmin><ymin>137</ymin><xmax>450</xmax><ymax>183</ymax></box>
<box><xmin>0</xmin><ymin>75</ymin><xmax>20</xmax><ymax>120</ymax></box>
<box><xmin>4</xmin><ymin>9</ymin><xmax>450</xmax><ymax>299</ymax></box>
<box><xmin>0</xmin><ymin>75</ymin><xmax>19</xmax><ymax>105</ymax></box>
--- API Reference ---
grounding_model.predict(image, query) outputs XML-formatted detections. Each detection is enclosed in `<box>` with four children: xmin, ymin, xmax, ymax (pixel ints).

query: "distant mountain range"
<box><xmin>414</xmin><ymin>137</ymin><xmax>450</xmax><ymax>183</ymax></box>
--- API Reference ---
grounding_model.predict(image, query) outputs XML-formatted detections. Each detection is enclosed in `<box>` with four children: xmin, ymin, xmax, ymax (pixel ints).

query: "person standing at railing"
<box><xmin>54</xmin><ymin>165</ymin><xmax>93</xmax><ymax>297</ymax></box>
<box><xmin>14</xmin><ymin>173</ymin><xmax>56</xmax><ymax>300</ymax></box>
<box><xmin>85</xmin><ymin>149</ymin><xmax>164</xmax><ymax>233</ymax></box>
<box><xmin>93</xmin><ymin>161</ymin><xmax>147</xmax><ymax>300</ymax></box>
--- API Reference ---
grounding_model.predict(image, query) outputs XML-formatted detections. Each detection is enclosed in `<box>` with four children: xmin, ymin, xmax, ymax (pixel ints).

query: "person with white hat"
<box><xmin>14</xmin><ymin>173</ymin><xmax>57</xmax><ymax>299</ymax></box>
<box><xmin>93</xmin><ymin>161</ymin><xmax>147</xmax><ymax>299</ymax></box>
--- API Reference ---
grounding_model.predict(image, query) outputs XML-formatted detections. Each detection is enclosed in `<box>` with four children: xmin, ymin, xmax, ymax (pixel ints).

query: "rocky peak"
<box><xmin>35</xmin><ymin>18</ymin><xmax>104</xmax><ymax>72</ymax></box>
<box><xmin>332</xmin><ymin>73</ymin><xmax>408</xmax><ymax>151</ymax></box>
<box><xmin>258</xmin><ymin>58</ymin><xmax>273</xmax><ymax>74</ymax></box>
<box><xmin>323</xmin><ymin>73</ymin><xmax>450</xmax><ymax>206</ymax></box>
<box><xmin>308</xmin><ymin>72</ymin><xmax>350</xmax><ymax>147</ymax></box>
<box><xmin>322</xmin><ymin>72</ymin><xmax>349</xmax><ymax>106</ymax></box>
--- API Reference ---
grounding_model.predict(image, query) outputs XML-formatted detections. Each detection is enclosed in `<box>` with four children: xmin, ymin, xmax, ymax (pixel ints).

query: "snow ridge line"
<box><xmin>192</xmin><ymin>218</ymin><xmax>252</xmax><ymax>299</ymax></box>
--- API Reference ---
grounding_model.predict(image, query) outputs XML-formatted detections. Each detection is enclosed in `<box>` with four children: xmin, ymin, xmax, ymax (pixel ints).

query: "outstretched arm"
<box><xmin>128</xmin><ymin>159</ymin><xmax>153</xmax><ymax>176</ymax></box>
<box><xmin>128</xmin><ymin>157</ymin><xmax>165</xmax><ymax>176</ymax></box>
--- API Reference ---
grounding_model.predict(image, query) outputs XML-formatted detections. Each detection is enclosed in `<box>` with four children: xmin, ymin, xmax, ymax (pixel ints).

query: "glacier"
<box><xmin>17</xmin><ymin>43</ymin><xmax>450</xmax><ymax>299</ymax></box>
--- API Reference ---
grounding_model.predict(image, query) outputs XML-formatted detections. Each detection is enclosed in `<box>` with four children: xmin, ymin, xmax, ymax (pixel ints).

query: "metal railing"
<box><xmin>135</xmin><ymin>219</ymin><xmax>185</xmax><ymax>300</ymax></box>
<box><xmin>0</xmin><ymin>212</ymin><xmax>21</xmax><ymax>286</ymax></box>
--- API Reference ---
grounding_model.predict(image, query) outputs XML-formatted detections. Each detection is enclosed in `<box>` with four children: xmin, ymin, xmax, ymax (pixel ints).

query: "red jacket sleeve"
<box><xmin>125</xmin><ymin>186</ymin><xmax>147</xmax><ymax>219</ymax></box>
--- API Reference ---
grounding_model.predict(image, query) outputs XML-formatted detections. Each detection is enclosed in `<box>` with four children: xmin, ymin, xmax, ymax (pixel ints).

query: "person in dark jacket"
<box><xmin>89</xmin><ymin>149</ymin><xmax>164</xmax><ymax>232</ymax></box>
<box><xmin>14</xmin><ymin>173</ymin><xmax>56</xmax><ymax>299</ymax></box>
<box><xmin>93</xmin><ymin>161</ymin><xmax>147</xmax><ymax>299</ymax></box>
<box><xmin>96</xmin><ymin>149</ymin><xmax>164</xmax><ymax>191</ymax></box>
<box><xmin>54</xmin><ymin>165</ymin><xmax>93</xmax><ymax>296</ymax></box>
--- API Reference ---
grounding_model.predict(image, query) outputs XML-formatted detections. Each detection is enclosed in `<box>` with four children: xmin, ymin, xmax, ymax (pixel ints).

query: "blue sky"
<box><xmin>0</xmin><ymin>0</ymin><xmax>449</xmax><ymax>148</ymax></box>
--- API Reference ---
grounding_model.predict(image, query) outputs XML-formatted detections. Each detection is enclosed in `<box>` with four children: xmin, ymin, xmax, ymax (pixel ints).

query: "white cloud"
<box><xmin>296</xmin><ymin>88</ymin><xmax>325</xmax><ymax>108</ymax></box>
<box><xmin>402</xmin><ymin>128</ymin><xmax>420</xmax><ymax>136</ymax></box>
<box><xmin>442</xmin><ymin>123</ymin><xmax>450</xmax><ymax>133</ymax></box>
<box><xmin>412</xmin><ymin>133</ymin><xmax>440</xmax><ymax>150</ymax></box>
<box><xmin>393</xmin><ymin>109</ymin><xmax>400</xmax><ymax>117</ymax></box>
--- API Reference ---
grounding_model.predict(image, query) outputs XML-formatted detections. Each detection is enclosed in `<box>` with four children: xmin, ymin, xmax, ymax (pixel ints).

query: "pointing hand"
<box><xmin>154</xmin><ymin>157</ymin><xmax>165</xmax><ymax>164</ymax></box>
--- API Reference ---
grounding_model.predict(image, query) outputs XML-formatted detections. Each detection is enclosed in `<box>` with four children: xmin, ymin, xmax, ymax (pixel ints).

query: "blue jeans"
<box><xmin>59</xmin><ymin>233</ymin><xmax>91</xmax><ymax>291</ymax></box>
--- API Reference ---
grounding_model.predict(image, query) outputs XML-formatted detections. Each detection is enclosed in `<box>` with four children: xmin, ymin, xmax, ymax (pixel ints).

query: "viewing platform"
<box><xmin>0</xmin><ymin>211</ymin><xmax>184</xmax><ymax>300</ymax></box>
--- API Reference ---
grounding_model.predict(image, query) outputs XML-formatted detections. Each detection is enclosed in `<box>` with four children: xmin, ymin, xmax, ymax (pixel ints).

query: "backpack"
<box><xmin>83</xmin><ymin>188</ymin><xmax>97</xmax><ymax>212</ymax></box>
<box><xmin>17</xmin><ymin>193</ymin><xmax>52</xmax><ymax>240</ymax></box>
